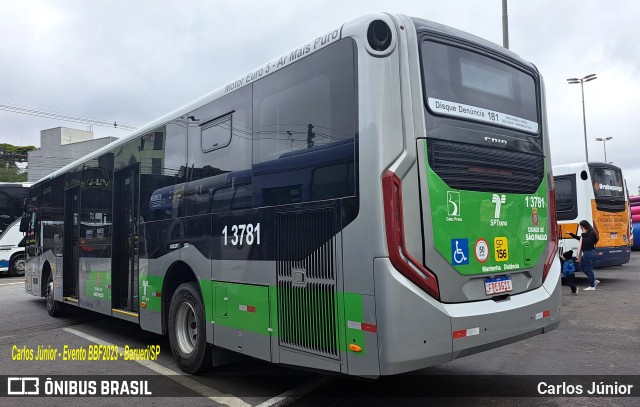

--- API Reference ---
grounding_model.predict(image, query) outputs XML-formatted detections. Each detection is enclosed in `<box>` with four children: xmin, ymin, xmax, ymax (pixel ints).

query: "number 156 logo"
<box><xmin>494</xmin><ymin>237</ymin><xmax>509</xmax><ymax>262</ymax></box>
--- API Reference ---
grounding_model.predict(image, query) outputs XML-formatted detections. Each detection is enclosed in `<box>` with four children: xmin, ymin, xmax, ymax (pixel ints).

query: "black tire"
<box><xmin>45</xmin><ymin>273</ymin><xmax>64</xmax><ymax>317</ymax></box>
<box><xmin>168</xmin><ymin>282</ymin><xmax>212</xmax><ymax>374</ymax></box>
<box><xmin>7</xmin><ymin>253</ymin><xmax>26</xmax><ymax>277</ymax></box>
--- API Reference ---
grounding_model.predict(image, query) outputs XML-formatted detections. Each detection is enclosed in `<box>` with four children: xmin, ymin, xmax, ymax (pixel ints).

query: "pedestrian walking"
<box><xmin>567</xmin><ymin>220</ymin><xmax>600</xmax><ymax>291</ymax></box>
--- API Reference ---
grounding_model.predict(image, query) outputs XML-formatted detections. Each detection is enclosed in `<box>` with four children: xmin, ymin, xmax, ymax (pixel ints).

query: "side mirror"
<box><xmin>19</xmin><ymin>216</ymin><xmax>29</xmax><ymax>233</ymax></box>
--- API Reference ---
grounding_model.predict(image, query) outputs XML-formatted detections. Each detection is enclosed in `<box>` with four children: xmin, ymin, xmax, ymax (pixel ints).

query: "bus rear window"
<box><xmin>421</xmin><ymin>40</ymin><xmax>539</xmax><ymax>134</ymax></box>
<box><xmin>589</xmin><ymin>166</ymin><xmax>625</xmax><ymax>198</ymax></box>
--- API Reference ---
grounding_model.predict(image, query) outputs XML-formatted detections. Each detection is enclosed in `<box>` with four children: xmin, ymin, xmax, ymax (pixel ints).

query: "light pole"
<box><xmin>567</xmin><ymin>74</ymin><xmax>597</xmax><ymax>162</ymax></box>
<box><xmin>595</xmin><ymin>136</ymin><xmax>612</xmax><ymax>163</ymax></box>
<box><xmin>502</xmin><ymin>0</ymin><xmax>509</xmax><ymax>49</ymax></box>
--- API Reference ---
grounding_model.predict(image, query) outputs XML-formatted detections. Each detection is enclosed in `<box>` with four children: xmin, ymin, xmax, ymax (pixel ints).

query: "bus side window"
<box><xmin>231</xmin><ymin>183</ymin><xmax>252</xmax><ymax>210</ymax></box>
<box><xmin>554</xmin><ymin>175</ymin><xmax>578</xmax><ymax>221</ymax></box>
<box><xmin>212</xmin><ymin>186</ymin><xmax>234</xmax><ymax>213</ymax></box>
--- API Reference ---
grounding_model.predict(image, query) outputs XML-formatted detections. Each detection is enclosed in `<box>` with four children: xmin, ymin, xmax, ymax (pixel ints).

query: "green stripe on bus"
<box><xmin>199</xmin><ymin>280</ymin><xmax>368</xmax><ymax>355</ymax></box>
<box><xmin>425</xmin><ymin>141</ymin><xmax>549</xmax><ymax>275</ymax></box>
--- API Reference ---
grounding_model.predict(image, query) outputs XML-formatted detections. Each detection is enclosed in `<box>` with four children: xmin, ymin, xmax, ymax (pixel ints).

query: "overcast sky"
<box><xmin>1</xmin><ymin>1</ymin><xmax>639</xmax><ymax>192</ymax></box>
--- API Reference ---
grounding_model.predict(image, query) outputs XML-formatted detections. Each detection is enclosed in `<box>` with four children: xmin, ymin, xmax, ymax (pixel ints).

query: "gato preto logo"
<box><xmin>7</xmin><ymin>377</ymin><xmax>40</xmax><ymax>395</ymax></box>
<box><xmin>447</xmin><ymin>191</ymin><xmax>460</xmax><ymax>216</ymax></box>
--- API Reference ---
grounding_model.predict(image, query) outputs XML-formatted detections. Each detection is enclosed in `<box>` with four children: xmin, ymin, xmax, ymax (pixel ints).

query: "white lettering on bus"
<box><xmin>222</xmin><ymin>223</ymin><xmax>261</xmax><ymax>246</ymax></box>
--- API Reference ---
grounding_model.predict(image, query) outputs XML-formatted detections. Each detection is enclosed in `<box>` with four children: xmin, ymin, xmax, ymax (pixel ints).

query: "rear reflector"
<box><xmin>348</xmin><ymin>320</ymin><xmax>377</xmax><ymax>333</ymax></box>
<box><xmin>535</xmin><ymin>310</ymin><xmax>551</xmax><ymax>320</ymax></box>
<box><xmin>239</xmin><ymin>305</ymin><xmax>256</xmax><ymax>313</ymax></box>
<box><xmin>453</xmin><ymin>327</ymin><xmax>480</xmax><ymax>339</ymax></box>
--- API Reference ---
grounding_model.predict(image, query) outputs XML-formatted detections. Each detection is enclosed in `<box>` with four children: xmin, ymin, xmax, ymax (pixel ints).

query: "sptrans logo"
<box><xmin>490</xmin><ymin>194</ymin><xmax>508</xmax><ymax>227</ymax></box>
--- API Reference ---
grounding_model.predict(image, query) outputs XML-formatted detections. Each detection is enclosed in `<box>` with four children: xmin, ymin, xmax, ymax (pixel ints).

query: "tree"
<box><xmin>0</xmin><ymin>143</ymin><xmax>36</xmax><ymax>182</ymax></box>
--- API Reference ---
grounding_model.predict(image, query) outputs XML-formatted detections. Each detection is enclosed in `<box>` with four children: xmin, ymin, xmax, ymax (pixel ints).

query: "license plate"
<box><xmin>485</xmin><ymin>275</ymin><xmax>513</xmax><ymax>295</ymax></box>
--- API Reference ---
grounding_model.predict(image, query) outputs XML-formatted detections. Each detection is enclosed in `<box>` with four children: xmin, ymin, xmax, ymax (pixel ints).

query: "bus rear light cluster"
<box><xmin>382</xmin><ymin>171</ymin><xmax>439</xmax><ymax>299</ymax></box>
<box><xmin>543</xmin><ymin>180</ymin><xmax>558</xmax><ymax>282</ymax></box>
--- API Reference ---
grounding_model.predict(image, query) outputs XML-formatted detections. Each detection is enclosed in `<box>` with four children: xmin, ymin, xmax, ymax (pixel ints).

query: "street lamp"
<box><xmin>567</xmin><ymin>73</ymin><xmax>597</xmax><ymax>162</ymax></box>
<box><xmin>595</xmin><ymin>136</ymin><xmax>613</xmax><ymax>163</ymax></box>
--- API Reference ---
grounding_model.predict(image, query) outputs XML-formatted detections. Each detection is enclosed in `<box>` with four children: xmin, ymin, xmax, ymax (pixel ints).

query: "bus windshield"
<box><xmin>421</xmin><ymin>40</ymin><xmax>539</xmax><ymax>134</ymax></box>
<box><xmin>0</xmin><ymin>184</ymin><xmax>30</xmax><ymax>234</ymax></box>
<box><xmin>589</xmin><ymin>165</ymin><xmax>625</xmax><ymax>198</ymax></box>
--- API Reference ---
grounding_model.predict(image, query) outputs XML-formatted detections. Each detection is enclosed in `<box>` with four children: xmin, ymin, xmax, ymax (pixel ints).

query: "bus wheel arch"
<box><xmin>161</xmin><ymin>261</ymin><xmax>198</xmax><ymax>334</ymax></box>
<box><xmin>40</xmin><ymin>261</ymin><xmax>53</xmax><ymax>297</ymax></box>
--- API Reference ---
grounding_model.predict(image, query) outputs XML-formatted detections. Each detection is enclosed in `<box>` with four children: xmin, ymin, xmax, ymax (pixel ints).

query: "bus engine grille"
<box><xmin>276</xmin><ymin>207</ymin><xmax>340</xmax><ymax>360</ymax></box>
<box><xmin>427</xmin><ymin>138</ymin><xmax>544</xmax><ymax>194</ymax></box>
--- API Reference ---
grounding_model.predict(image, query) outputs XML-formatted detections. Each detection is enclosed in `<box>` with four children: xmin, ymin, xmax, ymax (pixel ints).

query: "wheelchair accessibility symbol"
<box><xmin>451</xmin><ymin>238</ymin><xmax>469</xmax><ymax>265</ymax></box>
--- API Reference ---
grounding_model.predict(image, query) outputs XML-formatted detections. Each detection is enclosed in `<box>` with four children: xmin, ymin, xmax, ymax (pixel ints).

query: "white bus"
<box><xmin>23</xmin><ymin>13</ymin><xmax>561</xmax><ymax>376</ymax></box>
<box><xmin>0</xmin><ymin>219</ymin><xmax>26</xmax><ymax>277</ymax></box>
<box><xmin>553</xmin><ymin>162</ymin><xmax>631</xmax><ymax>267</ymax></box>
<box><xmin>0</xmin><ymin>182</ymin><xmax>31</xmax><ymax>235</ymax></box>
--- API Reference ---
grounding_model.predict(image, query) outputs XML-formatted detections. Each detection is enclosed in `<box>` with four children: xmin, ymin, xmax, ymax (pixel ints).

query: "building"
<box><xmin>27</xmin><ymin>127</ymin><xmax>117</xmax><ymax>182</ymax></box>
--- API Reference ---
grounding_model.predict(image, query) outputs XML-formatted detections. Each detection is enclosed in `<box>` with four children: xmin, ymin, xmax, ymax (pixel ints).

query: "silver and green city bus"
<box><xmin>23</xmin><ymin>13</ymin><xmax>561</xmax><ymax>376</ymax></box>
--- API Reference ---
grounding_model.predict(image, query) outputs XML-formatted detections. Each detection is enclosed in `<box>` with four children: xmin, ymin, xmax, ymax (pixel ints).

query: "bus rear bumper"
<box><xmin>373</xmin><ymin>256</ymin><xmax>562</xmax><ymax>375</ymax></box>
<box><xmin>594</xmin><ymin>246</ymin><xmax>631</xmax><ymax>267</ymax></box>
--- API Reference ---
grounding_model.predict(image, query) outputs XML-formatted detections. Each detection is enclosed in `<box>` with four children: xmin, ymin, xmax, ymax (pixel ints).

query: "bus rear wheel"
<box><xmin>8</xmin><ymin>253</ymin><xmax>25</xmax><ymax>277</ymax></box>
<box><xmin>168</xmin><ymin>282</ymin><xmax>212</xmax><ymax>374</ymax></box>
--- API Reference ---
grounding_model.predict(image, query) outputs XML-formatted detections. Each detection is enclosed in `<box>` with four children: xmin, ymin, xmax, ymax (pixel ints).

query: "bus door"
<box><xmin>63</xmin><ymin>187</ymin><xmax>80</xmax><ymax>299</ymax></box>
<box><xmin>113</xmin><ymin>165</ymin><xmax>140</xmax><ymax>312</ymax></box>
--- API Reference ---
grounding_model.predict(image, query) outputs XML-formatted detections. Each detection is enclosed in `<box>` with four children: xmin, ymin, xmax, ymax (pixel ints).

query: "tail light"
<box><xmin>382</xmin><ymin>170</ymin><xmax>439</xmax><ymax>299</ymax></box>
<box><xmin>543</xmin><ymin>177</ymin><xmax>558</xmax><ymax>282</ymax></box>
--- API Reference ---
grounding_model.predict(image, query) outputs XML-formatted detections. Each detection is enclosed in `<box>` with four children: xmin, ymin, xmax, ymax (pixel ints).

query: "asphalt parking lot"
<box><xmin>1</xmin><ymin>251</ymin><xmax>638</xmax><ymax>406</ymax></box>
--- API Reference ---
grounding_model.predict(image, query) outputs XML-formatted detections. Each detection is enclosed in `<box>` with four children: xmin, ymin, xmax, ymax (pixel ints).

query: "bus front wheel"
<box><xmin>8</xmin><ymin>253</ymin><xmax>25</xmax><ymax>277</ymax></box>
<box><xmin>45</xmin><ymin>273</ymin><xmax>64</xmax><ymax>317</ymax></box>
<box><xmin>168</xmin><ymin>282</ymin><xmax>212</xmax><ymax>374</ymax></box>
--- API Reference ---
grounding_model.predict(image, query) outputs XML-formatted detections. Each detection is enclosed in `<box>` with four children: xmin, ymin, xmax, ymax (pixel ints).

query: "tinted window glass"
<box><xmin>589</xmin><ymin>165</ymin><xmax>625</xmax><ymax>198</ymax></box>
<box><xmin>0</xmin><ymin>186</ymin><xmax>29</xmax><ymax>232</ymax></box>
<box><xmin>421</xmin><ymin>40</ymin><xmax>538</xmax><ymax>134</ymax></box>
<box><xmin>139</xmin><ymin>120</ymin><xmax>187</xmax><ymax>222</ymax></box>
<box><xmin>201</xmin><ymin>114</ymin><xmax>232</xmax><ymax>152</ymax></box>
<box><xmin>186</xmin><ymin>86</ymin><xmax>252</xmax><ymax>216</ymax></box>
<box><xmin>232</xmin><ymin>183</ymin><xmax>252</xmax><ymax>210</ymax></box>
<box><xmin>252</xmin><ymin>38</ymin><xmax>357</xmax><ymax>207</ymax></box>
<box><xmin>80</xmin><ymin>159</ymin><xmax>113</xmax><ymax>258</ymax></box>
<box><xmin>212</xmin><ymin>186</ymin><xmax>234</xmax><ymax>213</ymax></box>
<box><xmin>554</xmin><ymin>175</ymin><xmax>577</xmax><ymax>221</ymax></box>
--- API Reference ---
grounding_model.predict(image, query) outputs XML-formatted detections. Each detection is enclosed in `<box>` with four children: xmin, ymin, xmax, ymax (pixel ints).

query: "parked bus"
<box><xmin>554</xmin><ymin>162</ymin><xmax>631</xmax><ymax>267</ymax></box>
<box><xmin>0</xmin><ymin>182</ymin><xmax>31</xmax><ymax>235</ymax></box>
<box><xmin>23</xmin><ymin>13</ymin><xmax>561</xmax><ymax>376</ymax></box>
<box><xmin>0</xmin><ymin>219</ymin><xmax>26</xmax><ymax>277</ymax></box>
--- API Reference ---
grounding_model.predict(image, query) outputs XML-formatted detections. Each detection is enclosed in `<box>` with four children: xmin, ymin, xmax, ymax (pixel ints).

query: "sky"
<box><xmin>1</xmin><ymin>1</ymin><xmax>639</xmax><ymax>193</ymax></box>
